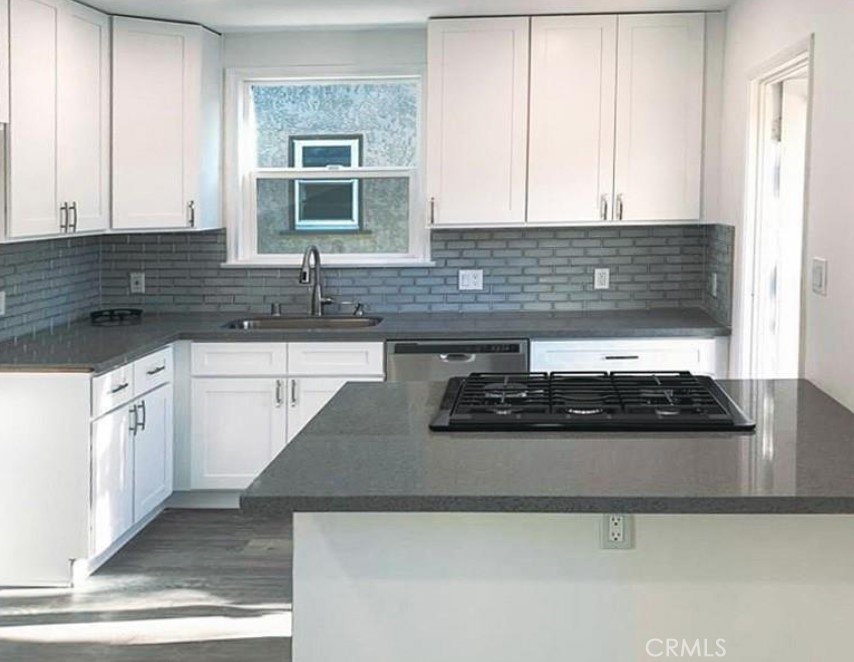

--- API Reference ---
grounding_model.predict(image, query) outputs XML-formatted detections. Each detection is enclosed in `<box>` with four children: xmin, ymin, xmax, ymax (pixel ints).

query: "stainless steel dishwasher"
<box><xmin>386</xmin><ymin>340</ymin><xmax>529</xmax><ymax>381</ymax></box>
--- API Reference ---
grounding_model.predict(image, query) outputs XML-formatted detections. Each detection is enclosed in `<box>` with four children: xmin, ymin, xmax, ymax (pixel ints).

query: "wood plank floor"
<box><xmin>0</xmin><ymin>509</ymin><xmax>292</xmax><ymax>661</ymax></box>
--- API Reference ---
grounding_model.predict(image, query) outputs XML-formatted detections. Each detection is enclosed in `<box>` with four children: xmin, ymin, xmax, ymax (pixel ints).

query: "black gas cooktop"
<box><xmin>429</xmin><ymin>372</ymin><xmax>756</xmax><ymax>432</ymax></box>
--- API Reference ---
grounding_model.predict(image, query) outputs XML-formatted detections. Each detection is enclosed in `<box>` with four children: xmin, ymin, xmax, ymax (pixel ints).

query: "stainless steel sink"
<box><xmin>225</xmin><ymin>315</ymin><xmax>383</xmax><ymax>330</ymax></box>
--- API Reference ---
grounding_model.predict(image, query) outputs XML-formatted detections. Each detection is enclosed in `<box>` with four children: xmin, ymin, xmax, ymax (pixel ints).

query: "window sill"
<box><xmin>221</xmin><ymin>257</ymin><xmax>436</xmax><ymax>269</ymax></box>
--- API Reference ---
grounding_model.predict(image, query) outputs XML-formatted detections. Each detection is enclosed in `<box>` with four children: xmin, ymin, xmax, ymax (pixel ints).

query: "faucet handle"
<box><xmin>338</xmin><ymin>300</ymin><xmax>366</xmax><ymax>316</ymax></box>
<box><xmin>270</xmin><ymin>303</ymin><xmax>284</xmax><ymax>316</ymax></box>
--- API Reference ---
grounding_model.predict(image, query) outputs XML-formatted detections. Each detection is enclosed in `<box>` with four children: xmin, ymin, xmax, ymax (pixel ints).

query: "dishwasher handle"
<box><xmin>439</xmin><ymin>353</ymin><xmax>476</xmax><ymax>363</ymax></box>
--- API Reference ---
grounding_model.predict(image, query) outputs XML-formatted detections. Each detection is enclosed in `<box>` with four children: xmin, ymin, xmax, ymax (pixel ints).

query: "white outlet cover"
<box><xmin>458</xmin><ymin>269</ymin><xmax>484</xmax><ymax>291</ymax></box>
<box><xmin>594</xmin><ymin>268</ymin><xmax>610</xmax><ymax>290</ymax></box>
<box><xmin>130</xmin><ymin>272</ymin><xmax>146</xmax><ymax>294</ymax></box>
<box><xmin>0</xmin><ymin>291</ymin><xmax>5</xmax><ymax>317</ymax></box>
<box><xmin>812</xmin><ymin>258</ymin><xmax>828</xmax><ymax>296</ymax></box>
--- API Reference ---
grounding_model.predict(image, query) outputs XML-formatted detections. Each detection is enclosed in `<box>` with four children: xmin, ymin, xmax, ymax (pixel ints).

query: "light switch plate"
<box><xmin>458</xmin><ymin>269</ymin><xmax>484</xmax><ymax>291</ymax></box>
<box><xmin>812</xmin><ymin>258</ymin><xmax>828</xmax><ymax>296</ymax></box>
<box><xmin>0</xmin><ymin>291</ymin><xmax>5</xmax><ymax>317</ymax></box>
<box><xmin>594</xmin><ymin>268</ymin><xmax>610</xmax><ymax>290</ymax></box>
<box><xmin>130</xmin><ymin>272</ymin><xmax>146</xmax><ymax>294</ymax></box>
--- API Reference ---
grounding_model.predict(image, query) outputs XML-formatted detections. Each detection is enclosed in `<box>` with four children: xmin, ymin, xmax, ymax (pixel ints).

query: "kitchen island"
<box><xmin>242</xmin><ymin>380</ymin><xmax>854</xmax><ymax>662</ymax></box>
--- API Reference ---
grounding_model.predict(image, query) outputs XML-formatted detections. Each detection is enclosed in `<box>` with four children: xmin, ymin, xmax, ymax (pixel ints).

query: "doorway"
<box><xmin>741</xmin><ymin>43</ymin><xmax>812</xmax><ymax>379</ymax></box>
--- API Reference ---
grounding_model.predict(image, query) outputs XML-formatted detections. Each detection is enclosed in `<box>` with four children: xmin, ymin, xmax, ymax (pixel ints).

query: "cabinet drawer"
<box><xmin>191</xmin><ymin>343</ymin><xmax>287</xmax><ymax>376</ymax></box>
<box><xmin>287</xmin><ymin>342</ymin><xmax>384</xmax><ymax>377</ymax></box>
<box><xmin>531</xmin><ymin>339</ymin><xmax>719</xmax><ymax>376</ymax></box>
<box><xmin>93</xmin><ymin>364</ymin><xmax>135</xmax><ymax>418</ymax></box>
<box><xmin>133</xmin><ymin>346</ymin><xmax>173</xmax><ymax>396</ymax></box>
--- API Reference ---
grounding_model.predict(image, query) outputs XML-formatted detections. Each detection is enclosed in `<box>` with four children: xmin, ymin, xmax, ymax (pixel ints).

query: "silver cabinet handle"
<box><xmin>616</xmin><ymin>194</ymin><xmax>624</xmax><ymax>221</ymax></box>
<box><xmin>275</xmin><ymin>379</ymin><xmax>284</xmax><ymax>407</ymax></box>
<box><xmin>110</xmin><ymin>382</ymin><xmax>130</xmax><ymax>394</ymax></box>
<box><xmin>429</xmin><ymin>197</ymin><xmax>436</xmax><ymax>224</ymax></box>
<box><xmin>290</xmin><ymin>379</ymin><xmax>298</xmax><ymax>408</ymax></box>
<box><xmin>60</xmin><ymin>203</ymin><xmax>69</xmax><ymax>232</ymax></box>
<box><xmin>604</xmin><ymin>355</ymin><xmax>639</xmax><ymax>361</ymax></box>
<box><xmin>129</xmin><ymin>404</ymin><xmax>138</xmax><ymax>434</ymax></box>
<box><xmin>439</xmin><ymin>353</ymin><xmax>476</xmax><ymax>363</ymax></box>
<box><xmin>600</xmin><ymin>194</ymin><xmax>609</xmax><ymax>221</ymax></box>
<box><xmin>146</xmin><ymin>364</ymin><xmax>167</xmax><ymax>376</ymax></box>
<box><xmin>69</xmin><ymin>202</ymin><xmax>78</xmax><ymax>232</ymax></box>
<box><xmin>187</xmin><ymin>200</ymin><xmax>195</xmax><ymax>227</ymax></box>
<box><xmin>137</xmin><ymin>400</ymin><xmax>146</xmax><ymax>431</ymax></box>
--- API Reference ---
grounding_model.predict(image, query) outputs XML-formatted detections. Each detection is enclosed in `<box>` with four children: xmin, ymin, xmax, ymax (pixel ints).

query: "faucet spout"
<box><xmin>299</xmin><ymin>245</ymin><xmax>329</xmax><ymax>316</ymax></box>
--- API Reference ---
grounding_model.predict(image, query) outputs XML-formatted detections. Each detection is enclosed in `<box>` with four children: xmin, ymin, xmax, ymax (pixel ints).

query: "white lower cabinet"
<box><xmin>530</xmin><ymin>338</ymin><xmax>729</xmax><ymax>378</ymax></box>
<box><xmin>287</xmin><ymin>376</ymin><xmax>383</xmax><ymax>442</ymax></box>
<box><xmin>91</xmin><ymin>404</ymin><xmax>134</xmax><ymax>557</ymax></box>
<box><xmin>133</xmin><ymin>385</ymin><xmax>174</xmax><ymax>522</ymax></box>
<box><xmin>191</xmin><ymin>378</ymin><xmax>287</xmax><ymax>490</ymax></box>
<box><xmin>189</xmin><ymin>342</ymin><xmax>385</xmax><ymax>490</ymax></box>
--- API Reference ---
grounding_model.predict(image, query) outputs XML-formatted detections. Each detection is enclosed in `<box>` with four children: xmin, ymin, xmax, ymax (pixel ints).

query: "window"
<box><xmin>228</xmin><ymin>72</ymin><xmax>427</xmax><ymax>266</ymax></box>
<box><xmin>290</xmin><ymin>136</ymin><xmax>362</xmax><ymax>232</ymax></box>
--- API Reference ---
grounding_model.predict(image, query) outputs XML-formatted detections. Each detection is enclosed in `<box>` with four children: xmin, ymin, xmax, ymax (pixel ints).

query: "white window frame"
<box><xmin>223</xmin><ymin>66</ymin><xmax>431</xmax><ymax>268</ymax></box>
<box><xmin>291</xmin><ymin>137</ymin><xmax>361</xmax><ymax>232</ymax></box>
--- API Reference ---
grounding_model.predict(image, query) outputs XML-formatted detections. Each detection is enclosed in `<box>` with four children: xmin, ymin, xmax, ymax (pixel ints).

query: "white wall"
<box><xmin>223</xmin><ymin>27</ymin><xmax>426</xmax><ymax>68</ymax></box>
<box><xmin>719</xmin><ymin>0</ymin><xmax>854</xmax><ymax>409</ymax></box>
<box><xmin>295</xmin><ymin>512</ymin><xmax>854</xmax><ymax>662</ymax></box>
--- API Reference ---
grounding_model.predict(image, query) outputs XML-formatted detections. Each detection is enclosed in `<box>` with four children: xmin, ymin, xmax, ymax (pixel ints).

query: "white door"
<box><xmin>8</xmin><ymin>0</ymin><xmax>63</xmax><ymax>238</ymax></box>
<box><xmin>112</xmin><ymin>17</ymin><xmax>199</xmax><ymax>230</ymax></box>
<box><xmin>91</xmin><ymin>404</ymin><xmax>134</xmax><ymax>557</ymax></box>
<box><xmin>191</xmin><ymin>378</ymin><xmax>287</xmax><ymax>489</ymax></box>
<box><xmin>613</xmin><ymin>14</ymin><xmax>705</xmax><ymax>222</ymax></box>
<box><xmin>133</xmin><ymin>385</ymin><xmax>174</xmax><ymax>522</ymax></box>
<box><xmin>287</xmin><ymin>377</ymin><xmax>381</xmax><ymax>442</ymax></box>
<box><xmin>427</xmin><ymin>18</ymin><xmax>530</xmax><ymax>225</ymax></box>
<box><xmin>58</xmin><ymin>1</ymin><xmax>110</xmax><ymax>233</ymax></box>
<box><xmin>528</xmin><ymin>16</ymin><xmax>617</xmax><ymax>223</ymax></box>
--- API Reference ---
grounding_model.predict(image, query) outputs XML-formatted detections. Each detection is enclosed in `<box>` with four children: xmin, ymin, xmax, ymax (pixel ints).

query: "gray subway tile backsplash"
<box><xmin>0</xmin><ymin>224</ymin><xmax>734</xmax><ymax>344</ymax></box>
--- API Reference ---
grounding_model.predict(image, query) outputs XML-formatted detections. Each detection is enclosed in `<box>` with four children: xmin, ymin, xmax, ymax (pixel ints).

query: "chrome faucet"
<box><xmin>299</xmin><ymin>245</ymin><xmax>333</xmax><ymax>316</ymax></box>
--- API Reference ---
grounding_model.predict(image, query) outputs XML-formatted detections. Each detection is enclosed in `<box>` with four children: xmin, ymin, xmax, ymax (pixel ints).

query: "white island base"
<box><xmin>293</xmin><ymin>512</ymin><xmax>854</xmax><ymax>662</ymax></box>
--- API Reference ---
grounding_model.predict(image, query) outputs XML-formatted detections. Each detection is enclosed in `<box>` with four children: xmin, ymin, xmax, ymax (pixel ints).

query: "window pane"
<box><xmin>300</xmin><ymin>146</ymin><xmax>353</xmax><ymax>168</ymax></box>
<box><xmin>257</xmin><ymin>177</ymin><xmax>409</xmax><ymax>254</ymax></box>
<box><xmin>251</xmin><ymin>81</ymin><xmax>419</xmax><ymax>168</ymax></box>
<box><xmin>296</xmin><ymin>180</ymin><xmax>358</xmax><ymax>228</ymax></box>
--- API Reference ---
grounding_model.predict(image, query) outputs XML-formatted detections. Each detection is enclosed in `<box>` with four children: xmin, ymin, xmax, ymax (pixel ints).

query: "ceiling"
<box><xmin>86</xmin><ymin>0</ymin><xmax>734</xmax><ymax>32</ymax></box>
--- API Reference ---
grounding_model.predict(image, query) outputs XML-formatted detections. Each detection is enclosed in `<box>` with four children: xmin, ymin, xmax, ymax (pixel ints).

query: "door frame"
<box><xmin>738</xmin><ymin>37</ymin><xmax>814</xmax><ymax>378</ymax></box>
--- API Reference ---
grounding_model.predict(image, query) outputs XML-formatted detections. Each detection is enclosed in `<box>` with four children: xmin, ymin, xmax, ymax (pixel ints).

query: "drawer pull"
<box><xmin>146</xmin><ymin>365</ymin><xmax>167</xmax><ymax>376</ymax></box>
<box><xmin>604</xmin><ymin>355</ymin><xmax>639</xmax><ymax>361</ymax></box>
<box><xmin>110</xmin><ymin>382</ymin><xmax>130</xmax><ymax>394</ymax></box>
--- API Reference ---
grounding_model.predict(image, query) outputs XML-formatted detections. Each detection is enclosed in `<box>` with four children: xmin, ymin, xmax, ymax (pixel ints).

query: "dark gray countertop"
<box><xmin>241</xmin><ymin>379</ymin><xmax>854</xmax><ymax>515</ymax></box>
<box><xmin>0</xmin><ymin>308</ymin><xmax>728</xmax><ymax>373</ymax></box>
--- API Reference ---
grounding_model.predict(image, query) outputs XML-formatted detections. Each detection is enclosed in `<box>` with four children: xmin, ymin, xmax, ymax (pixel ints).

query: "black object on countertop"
<box><xmin>429</xmin><ymin>372</ymin><xmax>755</xmax><ymax>432</ymax></box>
<box><xmin>90</xmin><ymin>308</ymin><xmax>143</xmax><ymax>327</ymax></box>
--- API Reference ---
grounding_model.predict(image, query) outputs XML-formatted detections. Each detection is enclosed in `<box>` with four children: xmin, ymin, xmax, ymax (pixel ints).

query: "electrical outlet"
<box><xmin>601</xmin><ymin>514</ymin><xmax>634</xmax><ymax>550</ymax></box>
<box><xmin>129</xmin><ymin>272</ymin><xmax>146</xmax><ymax>295</ymax></box>
<box><xmin>812</xmin><ymin>258</ymin><xmax>828</xmax><ymax>296</ymax></box>
<box><xmin>710</xmin><ymin>272</ymin><xmax>719</xmax><ymax>299</ymax></box>
<box><xmin>458</xmin><ymin>269</ymin><xmax>484</xmax><ymax>291</ymax></box>
<box><xmin>0</xmin><ymin>291</ymin><xmax>5</xmax><ymax>317</ymax></box>
<box><xmin>594</xmin><ymin>268</ymin><xmax>610</xmax><ymax>290</ymax></box>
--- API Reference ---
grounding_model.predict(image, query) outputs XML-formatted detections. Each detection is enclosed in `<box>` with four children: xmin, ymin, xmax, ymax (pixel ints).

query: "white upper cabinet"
<box><xmin>8</xmin><ymin>0</ymin><xmax>63</xmax><ymax>238</ymax></box>
<box><xmin>528</xmin><ymin>16</ymin><xmax>617</xmax><ymax>223</ymax></box>
<box><xmin>0</xmin><ymin>0</ymin><xmax>10</xmax><ymax>123</ymax></box>
<box><xmin>613</xmin><ymin>14</ymin><xmax>705</xmax><ymax>222</ymax></box>
<box><xmin>8</xmin><ymin>0</ymin><xmax>110</xmax><ymax>239</ymax></box>
<box><xmin>112</xmin><ymin>17</ymin><xmax>222</xmax><ymax>231</ymax></box>
<box><xmin>58</xmin><ymin>2</ymin><xmax>110</xmax><ymax>233</ymax></box>
<box><xmin>427</xmin><ymin>18</ymin><xmax>530</xmax><ymax>226</ymax></box>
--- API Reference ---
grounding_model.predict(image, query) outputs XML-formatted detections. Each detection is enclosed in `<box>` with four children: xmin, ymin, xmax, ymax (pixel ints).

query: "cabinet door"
<box><xmin>58</xmin><ymin>2</ymin><xmax>110</xmax><ymax>233</ymax></box>
<box><xmin>287</xmin><ymin>377</ymin><xmax>380</xmax><ymax>442</ymax></box>
<box><xmin>91</xmin><ymin>404</ymin><xmax>134</xmax><ymax>557</ymax></box>
<box><xmin>528</xmin><ymin>16</ymin><xmax>617</xmax><ymax>223</ymax></box>
<box><xmin>8</xmin><ymin>0</ymin><xmax>63</xmax><ymax>238</ymax></box>
<box><xmin>133</xmin><ymin>385</ymin><xmax>174</xmax><ymax>522</ymax></box>
<box><xmin>112</xmin><ymin>18</ymin><xmax>199</xmax><ymax>230</ymax></box>
<box><xmin>614</xmin><ymin>14</ymin><xmax>705</xmax><ymax>221</ymax></box>
<box><xmin>191</xmin><ymin>378</ymin><xmax>287</xmax><ymax>489</ymax></box>
<box><xmin>427</xmin><ymin>18</ymin><xmax>529</xmax><ymax>225</ymax></box>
